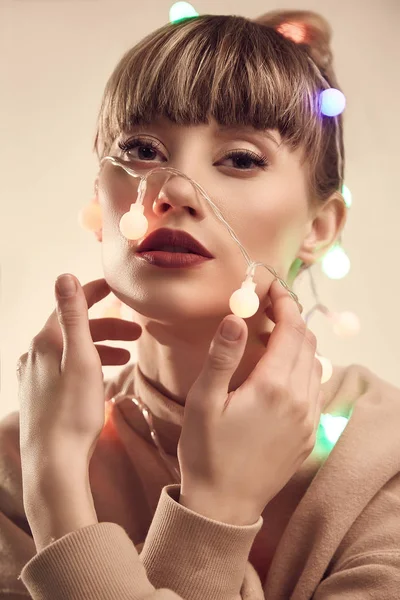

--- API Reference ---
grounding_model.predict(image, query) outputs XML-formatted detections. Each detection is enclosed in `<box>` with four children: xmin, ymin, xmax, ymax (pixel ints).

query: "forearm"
<box><xmin>23</xmin><ymin>465</ymin><xmax>98</xmax><ymax>553</ymax></box>
<box><xmin>140</xmin><ymin>484</ymin><xmax>264</xmax><ymax>600</ymax></box>
<box><xmin>28</xmin><ymin>489</ymin><xmax>98</xmax><ymax>552</ymax></box>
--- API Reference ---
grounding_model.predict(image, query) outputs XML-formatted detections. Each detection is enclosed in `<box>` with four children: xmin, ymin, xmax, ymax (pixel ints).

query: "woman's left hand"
<box><xmin>17</xmin><ymin>274</ymin><xmax>142</xmax><ymax>507</ymax></box>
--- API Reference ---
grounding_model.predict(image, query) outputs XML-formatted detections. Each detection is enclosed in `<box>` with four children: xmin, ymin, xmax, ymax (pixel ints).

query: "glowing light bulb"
<box><xmin>321</xmin><ymin>245</ymin><xmax>351</xmax><ymax>280</ymax></box>
<box><xmin>101</xmin><ymin>299</ymin><xmax>122</xmax><ymax>319</ymax></box>
<box><xmin>342</xmin><ymin>184</ymin><xmax>352</xmax><ymax>208</ymax></box>
<box><xmin>315</xmin><ymin>354</ymin><xmax>333</xmax><ymax>383</ymax></box>
<box><xmin>119</xmin><ymin>204</ymin><xmax>148</xmax><ymax>240</ymax></box>
<box><xmin>104</xmin><ymin>399</ymin><xmax>113</xmax><ymax>426</ymax></box>
<box><xmin>332</xmin><ymin>311</ymin><xmax>360</xmax><ymax>337</ymax></box>
<box><xmin>229</xmin><ymin>279</ymin><xmax>260</xmax><ymax>318</ymax></box>
<box><xmin>277</xmin><ymin>22</ymin><xmax>307</xmax><ymax>44</ymax></box>
<box><xmin>169</xmin><ymin>2</ymin><xmax>199</xmax><ymax>23</ymax></box>
<box><xmin>320</xmin><ymin>88</ymin><xmax>346</xmax><ymax>117</ymax></box>
<box><xmin>78</xmin><ymin>202</ymin><xmax>102</xmax><ymax>231</ymax></box>
<box><xmin>314</xmin><ymin>412</ymin><xmax>350</xmax><ymax>456</ymax></box>
<box><xmin>320</xmin><ymin>414</ymin><xmax>349</xmax><ymax>444</ymax></box>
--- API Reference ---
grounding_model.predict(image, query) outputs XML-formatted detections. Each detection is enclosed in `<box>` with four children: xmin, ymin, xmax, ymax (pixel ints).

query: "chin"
<box><xmin>114</xmin><ymin>287</ymin><xmax>228</xmax><ymax>323</ymax></box>
<box><xmin>102</xmin><ymin>256</ymin><xmax>240</xmax><ymax>322</ymax></box>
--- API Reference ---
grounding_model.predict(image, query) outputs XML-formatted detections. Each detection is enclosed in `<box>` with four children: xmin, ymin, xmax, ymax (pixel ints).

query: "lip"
<box><xmin>136</xmin><ymin>251</ymin><xmax>212</xmax><ymax>268</ymax></box>
<box><xmin>136</xmin><ymin>227</ymin><xmax>214</xmax><ymax>258</ymax></box>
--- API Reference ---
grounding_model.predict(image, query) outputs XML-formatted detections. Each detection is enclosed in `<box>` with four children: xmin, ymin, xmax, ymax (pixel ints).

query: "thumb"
<box><xmin>55</xmin><ymin>274</ymin><xmax>94</xmax><ymax>366</ymax></box>
<box><xmin>191</xmin><ymin>316</ymin><xmax>248</xmax><ymax>402</ymax></box>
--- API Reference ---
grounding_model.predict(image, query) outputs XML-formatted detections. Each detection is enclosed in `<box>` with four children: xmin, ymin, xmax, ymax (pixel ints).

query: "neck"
<box><xmin>135</xmin><ymin>312</ymin><xmax>274</xmax><ymax>405</ymax></box>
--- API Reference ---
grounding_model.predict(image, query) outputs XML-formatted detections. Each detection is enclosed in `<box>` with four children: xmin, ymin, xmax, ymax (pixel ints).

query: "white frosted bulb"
<box><xmin>315</xmin><ymin>354</ymin><xmax>333</xmax><ymax>384</ymax></box>
<box><xmin>101</xmin><ymin>299</ymin><xmax>122</xmax><ymax>319</ymax></box>
<box><xmin>78</xmin><ymin>203</ymin><xmax>102</xmax><ymax>231</ymax></box>
<box><xmin>119</xmin><ymin>204</ymin><xmax>148</xmax><ymax>240</ymax></box>
<box><xmin>229</xmin><ymin>280</ymin><xmax>260</xmax><ymax>318</ymax></box>
<box><xmin>332</xmin><ymin>311</ymin><xmax>360</xmax><ymax>337</ymax></box>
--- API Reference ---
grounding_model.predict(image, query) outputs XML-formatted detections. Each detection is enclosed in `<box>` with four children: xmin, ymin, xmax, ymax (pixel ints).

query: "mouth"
<box><xmin>136</xmin><ymin>227</ymin><xmax>214</xmax><ymax>258</ymax></box>
<box><xmin>142</xmin><ymin>246</ymin><xmax>196</xmax><ymax>254</ymax></box>
<box><xmin>136</xmin><ymin>249</ymin><xmax>212</xmax><ymax>268</ymax></box>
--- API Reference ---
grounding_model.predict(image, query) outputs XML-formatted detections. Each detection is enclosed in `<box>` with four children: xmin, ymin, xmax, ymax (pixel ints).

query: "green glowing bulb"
<box><xmin>169</xmin><ymin>2</ymin><xmax>199</xmax><ymax>24</ymax></box>
<box><xmin>342</xmin><ymin>184</ymin><xmax>353</xmax><ymax>209</ymax></box>
<box><xmin>313</xmin><ymin>410</ymin><xmax>352</xmax><ymax>457</ymax></box>
<box><xmin>320</xmin><ymin>414</ymin><xmax>349</xmax><ymax>444</ymax></box>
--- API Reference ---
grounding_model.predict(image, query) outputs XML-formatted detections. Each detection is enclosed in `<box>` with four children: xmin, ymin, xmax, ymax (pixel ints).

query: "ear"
<box><xmin>297</xmin><ymin>191</ymin><xmax>347</xmax><ymax>266</ymax></box>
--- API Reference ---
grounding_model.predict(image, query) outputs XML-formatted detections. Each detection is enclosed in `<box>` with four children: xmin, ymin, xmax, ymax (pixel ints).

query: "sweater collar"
<box><xmin>115</xmin><ymin>362</ymin><xmax>184</xmax><ymax>457</ymax></box>
<box><xmin>114</xmin><ymin>361</ymin><xmax>352</xmax><ymax>459</ymax></box>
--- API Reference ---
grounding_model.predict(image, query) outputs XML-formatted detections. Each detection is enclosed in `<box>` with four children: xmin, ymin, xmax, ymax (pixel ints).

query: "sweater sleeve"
<box><xmin>313</xmin><ymin>471</ymin><xmax>400</xmax><ymax>599</ymax></box>
<box><xmin>19</xmin><ymin>484</ymin><xmax>263</xmax><ymax>600</ymax></box>
<box><xmin>0</xmin><ymin>408</ymin><xmax>264</xmax><ymax>600</ymax></box>
<box><xmin>139</xmin><ymin>484</ymin><xmax>264</xmax><ymax>599</ymax></box>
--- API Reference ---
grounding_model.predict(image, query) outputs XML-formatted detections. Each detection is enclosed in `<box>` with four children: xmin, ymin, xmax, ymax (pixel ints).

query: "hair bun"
<box><xmin>253</xmin><ymin>10</ymin><xmax>334</xmax><ymax>75</ymax></box>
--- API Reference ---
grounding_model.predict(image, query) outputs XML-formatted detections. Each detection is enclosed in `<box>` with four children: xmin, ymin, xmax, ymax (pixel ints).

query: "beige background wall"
<box><xmin>1</xmin><ymin>0</ymin><xmax>399</xmax><ymax>420</ymax></box>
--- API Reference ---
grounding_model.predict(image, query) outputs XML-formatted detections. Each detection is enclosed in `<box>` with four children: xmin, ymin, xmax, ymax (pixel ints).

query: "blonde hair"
<box><xmin>93</xmin><ymin>10</ymin><xmax>345</xmax><ymax>208</ymax></box>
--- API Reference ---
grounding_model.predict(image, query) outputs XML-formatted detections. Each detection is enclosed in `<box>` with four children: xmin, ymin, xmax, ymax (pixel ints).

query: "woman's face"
<box><xmin>97</xmin><ymin>116</ymin><xmax>312</xmax><ymax>326</ymax></box>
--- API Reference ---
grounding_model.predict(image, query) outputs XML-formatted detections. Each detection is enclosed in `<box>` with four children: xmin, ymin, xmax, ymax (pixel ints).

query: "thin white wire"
<box><xmin>98</xmin><ymin>53</ymin><xmax>345</xmax><ymax>320</ymax></box>
<box><xmin>110</xmin><ymin>371</ymin><xmax>181</xmax><ymax>483</ymax></box>
<box><xmin>104</xmin><ymin>60</ymin><xmax>343</xmax><ymax>476</ymax></box>
<box><xmin>99</xmin><ymin>156</ymin><xmax>303</xmax><ymax>312</ymax></box>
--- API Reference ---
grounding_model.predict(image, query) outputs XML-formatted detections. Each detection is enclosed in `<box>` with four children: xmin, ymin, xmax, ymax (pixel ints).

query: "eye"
<box><xmin>118</xmin><ymin>137</ymin><xmax>165</xmax><ymax>162</ymax></box>
<box><xmin>117</xmin><ymin>136</ymin><xmax>270</xmax><ymax>171</ymax></box>
<box><xmin>220</xmin><ymin>150</ymin><xmax>269</xmax><ymax>171</ymax></box>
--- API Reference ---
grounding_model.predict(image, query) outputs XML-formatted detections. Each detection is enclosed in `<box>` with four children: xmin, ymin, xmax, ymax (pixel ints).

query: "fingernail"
<box><xmin>56</xmin><ymin>274</ymin><xmax>76</xmax><ymax>297</ymax></box>
<box><xmin>221</xmin><ymin>318</ymin><xmax>242</xmax><ymax>341</ymax></box>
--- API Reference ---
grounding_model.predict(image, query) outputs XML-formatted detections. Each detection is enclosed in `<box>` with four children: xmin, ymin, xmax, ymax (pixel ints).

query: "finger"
<box><xmin>251</xmin><ymin>279</ymin><xmax>306</xmax><ymax>382</ymax></box>
<box><xmin>188</xmin><ymin>315</ymin><xmax>248</xmax><ymax>407</ymax></box>
<box><xmin>265</xmin><ymin>304</ymin><xmax>275</xmax><ymax>323</ymax></box>
<box><xmin>54</xmin><ymin>274</ymin><xmax>110</xmax><ymax>370</ymax></box>
<box><xmin>268</xmin><ymin>278</ymin><xmax>303</xmax><ymax>322</ymax></box>
<box><xmin>40</xmin><ymin>277</ymin><xmax>111</xmax><ymax>348</ymax></box>
<box><xmin>309</xmin><ymin>361</ymin><xmax>325</xmax><ymax>430</ymax></box>
<box><xmin>266</xmin><ymin>303</ymin><xmax>304</xmax><ymax>323</ymax></box>
<box><xmin>95</xmin><ymin>344</ymin><xmax>131</xmax><ymax>365</ymax></box>
<box><xmin>289</xmin><ymin>328</ymin><xmax>318</xmax><ymax>403</ymax></box>
<box><xmin>89</xmin><ymin>318</ymin><xmax>142</xmax><ymax>343</ymax></box>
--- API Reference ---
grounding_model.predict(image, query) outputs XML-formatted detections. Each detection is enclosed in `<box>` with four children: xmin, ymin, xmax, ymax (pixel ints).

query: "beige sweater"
<box><xmin>0</xmin><ymin>361</ymin><xmax>399</xmax><ymax>599</ymax></box>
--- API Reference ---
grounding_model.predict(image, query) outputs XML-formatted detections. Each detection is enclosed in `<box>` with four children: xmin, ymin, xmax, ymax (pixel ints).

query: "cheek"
<box><xmin>98</xmin><ymin>166</ymin><xmax>135</xmax><ymax>211</ymax></box>
<box><xmin>98</xmin><ymin>182</ymin><xmax>131</xmax><ymax>238</ymax></box>
<box><xmin>245</xmin><ymin>201</ymin><xmax>298</xmax><ymax>249</ymax></box>
<box><xmin>231</xmin><ymin>192</ymin><xmax>307</xmax><ymax>270</ymax></box>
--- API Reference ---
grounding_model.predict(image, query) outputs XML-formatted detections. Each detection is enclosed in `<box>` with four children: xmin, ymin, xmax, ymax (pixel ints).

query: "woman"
<box><xmin>1</xmin><ymin>9</ymin><xmax>399</xmax><ymax>600</ymax></box>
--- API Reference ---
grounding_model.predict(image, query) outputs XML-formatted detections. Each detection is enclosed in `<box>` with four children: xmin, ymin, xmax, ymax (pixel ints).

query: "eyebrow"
<box><xmin>123</xmin><ymin>123</ymin><xmax>281</xmax><ymax>147</ymax></box>
<box><xmin>216</xmin><ymin>126</ymin><xmax>280</xmax><ymax>147</ymax></box>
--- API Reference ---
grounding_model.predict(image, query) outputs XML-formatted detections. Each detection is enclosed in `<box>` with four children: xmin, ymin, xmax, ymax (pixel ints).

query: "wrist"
<box><xmin>28</xmin><ymin>491</ymin><xmax>98</xmax><ymax>553</ymax></box>
<box><xmin>179</xmin><ymin>489</ymin><xmax>261</xmax><ymax>526</ymax></box>
<box><xmin>24</xmin><ymin>473</ymin><xmax>97</xmax><ymax>553</ymax></box>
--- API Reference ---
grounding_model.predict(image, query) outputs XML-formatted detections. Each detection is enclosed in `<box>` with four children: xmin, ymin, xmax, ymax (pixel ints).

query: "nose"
<box><xmin>151</xmin><ymin>175</ymin><xmax>203</xmax><ymax>219</ymax></box>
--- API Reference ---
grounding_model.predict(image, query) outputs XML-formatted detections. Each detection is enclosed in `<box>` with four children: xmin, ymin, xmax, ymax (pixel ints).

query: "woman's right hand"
<box><xmin>177</xmin><ymin>279</ymin><xmax>324</xmax><ymax>526</ymax></box>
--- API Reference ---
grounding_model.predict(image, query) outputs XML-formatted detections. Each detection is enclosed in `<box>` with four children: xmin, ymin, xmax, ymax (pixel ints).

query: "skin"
<box><xmin>96</xmin><ymin>115</ymin><xmax>346</xmax><ymax>408</ymax></box>
<box><xmin>21</xmin><ymin>115</ymin><xmax>346</xmax><ymax>556</ymax></box>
